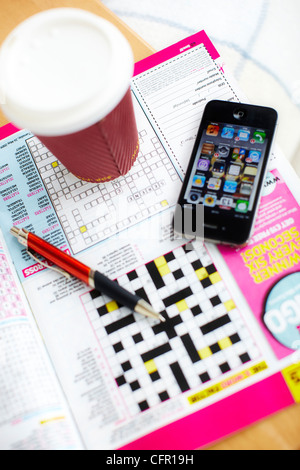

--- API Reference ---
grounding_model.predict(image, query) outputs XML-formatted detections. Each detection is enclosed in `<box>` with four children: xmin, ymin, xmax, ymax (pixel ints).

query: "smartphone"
<box><xmin>174</xmin><ymin>100</ymin><xmax>278</xmax><ymax>246</ymax></box>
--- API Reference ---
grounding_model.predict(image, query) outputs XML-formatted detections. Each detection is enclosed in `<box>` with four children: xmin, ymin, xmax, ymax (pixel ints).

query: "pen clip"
<box><xmin>26</xmin><ymin>249</ymin><xmax>72</xmax><ymax>280</ymax></box>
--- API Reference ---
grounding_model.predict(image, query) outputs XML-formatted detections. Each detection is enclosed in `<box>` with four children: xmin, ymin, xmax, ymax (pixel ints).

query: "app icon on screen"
<box><xmin>235</xmin><ymin>200</ymin><xmax>249</xmax><ymax>213</ymax></box>
<box><xmin>217</xmin><ymin>145</ymin><xmax>230</xmax><ymax>158</ymax></box>
<box><xmin>237</xmin><ymin>129</ymin><xmax>250</xmax><ymax>142</ymax></box>
<box><xmin>224</xmin><ymin>181</ymin><xmax>238</xmax><ymax>193</ymax></box>
<box><xmin>228</xmin><ymin>164</ymin><xmax>242</xmax><ymax>177</ymax></box>
<box><xmin>197</xmin><ymin>159</ymin><xmax>210</xmax><ymax>171</ymax></box>
<box><xmin>220</xmin><ymin>196</ymin><xmax>234</xmax><ymax>209</ymax></box>
<box><xmin>207</xmin><ymin>178</ymin><xmax>222</xmax><ymax>190</ymax></box>
<box><xmin>201</xmin><ymin>143</ymin><xmax>215</xmax><ymax>155</ymax></box>
<box><xmin>253</xmin><ymin>130</ymin><xmax>266</xmax><ymax>144</ymax></box>
<box><xmin>240</xmin><ymin>182</ymin><xmax>253</xmax><ymax>196</ymax></box>
<box><xmin>247</xmin><ymin>150</ymin><xmax>262</xmax><ymax>163</ymax></box>
<box><xmin>232</xmin><ymin>148</ymin><xmax>246</xmax><ymax>162</ymax></box>
<box><xmin>206</xmin><ymin>125</ymin><xmax>220</xmax><ymax>137</ymax></box>
<box><xmin>193</xmin><ymin>175</ymin><xmax>206</xmax><ymax>188</ymax></box>
<box><xmin>212</xmin><ymin>160</ymin><xmax>226</xmax><ymax>177</ymax></box>
<box><xmin>188</xmin><ymin>191</ymin><xmax>201</xmax><ymax>203</ymax></box>
<box><xmin>221</xmin><ymin>127</ymin><xmax>235</xmax><ymax>139</ymax></box>
<box><xmin>204</xmin><ymin>194</ymin><xmax>217</xmax><ymax>207</ymax></box>
<box><xmin>244</xmin><ymin>166</ymin><xmax>258</xmax><ymax>177</ymax></box>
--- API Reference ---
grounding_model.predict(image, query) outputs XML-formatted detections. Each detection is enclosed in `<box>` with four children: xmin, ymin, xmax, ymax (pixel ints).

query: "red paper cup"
<box><xmin>0</xmin><ymin>8</ymin><xmax>139</xmax><ymax>183</ymax></box>
<box><xmin>36</xmin><ymin>87</ymin><xmax>139</xmax><ymax>183</ymax></box>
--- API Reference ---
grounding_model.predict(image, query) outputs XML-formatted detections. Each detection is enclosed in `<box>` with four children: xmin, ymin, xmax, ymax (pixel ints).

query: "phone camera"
<box><xmin>233</xmin><ymin>109</ymin><xmax>247</xmax><ymax>120</ymax></box>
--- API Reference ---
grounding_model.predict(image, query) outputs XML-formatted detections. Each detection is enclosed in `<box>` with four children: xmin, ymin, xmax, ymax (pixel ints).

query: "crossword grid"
<box><xmin>81</xmin><ymin>242</ymin><xmax>260</xmax><ymax>416</ymax></box>
<box><xmin>26</xmin><ymin>100</ymin><xmax>181</xmax><ymax>255</ymax></box>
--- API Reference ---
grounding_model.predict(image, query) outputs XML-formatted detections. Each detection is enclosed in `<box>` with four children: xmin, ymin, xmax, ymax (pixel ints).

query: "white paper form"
<box><xmin>132</xmin><ymin>31</ymin><xmax>240</xmax><ymax>178</ymax></box>
<box><xmin>0</xmin><ymin>230</ymin><xmax>83</xmax><ymax>450</ymax></box>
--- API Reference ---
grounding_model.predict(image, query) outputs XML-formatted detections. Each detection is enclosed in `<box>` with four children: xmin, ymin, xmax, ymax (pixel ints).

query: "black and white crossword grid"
<box><xmin>81</xmin><ymin>242</ymin><xmax>260</xmax><ymax>416</ymax></box>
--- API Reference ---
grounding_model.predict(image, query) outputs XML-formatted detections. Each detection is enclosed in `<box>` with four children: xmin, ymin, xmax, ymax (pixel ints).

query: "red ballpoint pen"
<box><xmin>10</xmin><ymin>227</ymin><xmax>164</xmax><ymax>322</ymax></box>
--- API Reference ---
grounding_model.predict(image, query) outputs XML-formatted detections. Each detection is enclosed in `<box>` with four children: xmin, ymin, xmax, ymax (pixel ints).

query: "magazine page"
<box><xmin>0</xmin><ymin>229</ymin><xmax>83</xmax><ymax>450</ymax></box>
<box><xmin>0</xmin><ymin>31</ymin><xmax>299</xmax><ymax>450</ymax></box>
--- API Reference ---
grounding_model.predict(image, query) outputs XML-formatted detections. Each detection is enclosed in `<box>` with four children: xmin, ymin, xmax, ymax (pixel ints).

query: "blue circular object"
<box><xmin>263</xmin><ymin>272</ymin><xmax>300</xmax><ymax>350</ymax></box>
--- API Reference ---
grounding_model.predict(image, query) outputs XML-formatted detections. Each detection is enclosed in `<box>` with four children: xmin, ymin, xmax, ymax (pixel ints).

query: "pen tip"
<box><xmin>135</xmin><ymin>299</ymin><xmax>165</xmax><ymax>322</ymax></box>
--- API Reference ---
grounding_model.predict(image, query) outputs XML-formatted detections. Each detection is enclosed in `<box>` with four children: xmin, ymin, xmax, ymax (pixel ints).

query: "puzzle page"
<box><xmin>0</xmin><ymin>230</ymin><xmax>83</xmax><ymax>450</ymax></box>
<box><xmin>23</xmin><ymin>232</ymin><xmax>272</xmax><ymax>450</ymax></box>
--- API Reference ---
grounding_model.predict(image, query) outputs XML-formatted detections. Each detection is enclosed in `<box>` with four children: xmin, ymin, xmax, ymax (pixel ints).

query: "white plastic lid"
<box><xmin>0</xmin><ymin>8</ymin><xmax>134</xmax><ymax>136</ymax></box>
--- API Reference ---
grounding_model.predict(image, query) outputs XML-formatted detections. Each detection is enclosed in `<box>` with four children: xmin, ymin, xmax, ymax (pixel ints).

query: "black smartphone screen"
<box><xmin>175</xmin><ymin>100</ymin><xmax>278</xmax><ymax>245</ymax></box>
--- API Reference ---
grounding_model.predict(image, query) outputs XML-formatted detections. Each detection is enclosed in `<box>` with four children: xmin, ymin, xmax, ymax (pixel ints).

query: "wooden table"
<box><xmin>1</xmin><ymin>0</ymin><xmax>300</xmax><ymax>451</ymax></box>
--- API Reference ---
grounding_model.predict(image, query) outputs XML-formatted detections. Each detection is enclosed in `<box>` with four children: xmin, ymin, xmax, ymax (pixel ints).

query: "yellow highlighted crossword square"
<box><xmin>154</xmin><ymin>256</ymin><xmax>167</xmax><ymax>268</ymax></box>
<box><xmin>198</xmin><ymin>347</ymin><xmax>212</xmax><ymax>360</ymax></box>
<box><xmin>144</xmin><ymin>359</ymin><xmax>157</xmax><ymax>375</ymax></box>
<box><xmin>106</xmin><ymin>300</ymin><xmax>119</xmax><ymax>313</ymax></box>
<box><xmin>52</xmin><ymin>161</ymin><xmax>58</xmax><ymax>168</ymax></box>
<box><xmin>224</xmin><ymin>299</ymin><xmax>236</xmax><ymax>312</ymax></box>
<box><xmin>209</xmin><ymin>272</ymin><xmax>222</xmax><ymax>284</ymax></box>
<box><xmin>196</xmin><ymin>268</ymin><xmax>208</xmax><ymax>281</ymax></box>
<box><xmin>176</xmin><ymin>299</ymin><xmax>188</xmax><ymax>312</ymax></box>
<box><xmin>218</xmin><ymin>337</ymin><xmax>232</xmax><ymax>350</ymax></box>
<box><xmin>158</xmin><ymin>264</ymin><xmax>171</xmax><ymax>277</ymax></box>
<box><xmin>80</xmin><ymin>226</ymin><xmax>87</xmax><ymax>233</ymax></box>
<box><xmin>161</xmin><ymin>200</ymin><xmax>169</xmax><ymax>207</ymax></box>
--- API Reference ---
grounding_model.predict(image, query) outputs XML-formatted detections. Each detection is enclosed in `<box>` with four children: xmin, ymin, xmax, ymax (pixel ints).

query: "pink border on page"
<box><xmin>0</xmin><ymin>123</ymin><xmax>20</xmax><ymax>140</ymax></box>
<box><xmin>134</xmin><ymin>30</ymin><xmax>220</xmax><ymax>76</ymax></box>
<box><xmin>119</xmin><ymin>372</ymin><xmax>294</xmax><ymax>450</ymax></box>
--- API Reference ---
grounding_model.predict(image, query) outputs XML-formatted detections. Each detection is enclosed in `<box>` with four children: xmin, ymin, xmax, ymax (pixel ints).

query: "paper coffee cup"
<box><xmin>0</xmin><ymin>8</ymin><xmax>139</xmax><ymax>182</ymax></box>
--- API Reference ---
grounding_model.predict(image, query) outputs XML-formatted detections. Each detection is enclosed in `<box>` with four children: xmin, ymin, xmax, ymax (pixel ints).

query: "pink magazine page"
<box><xmin>219</xmin><ymin>169</ymin><xmax>300</xmax><ymax>360</ymax></box>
